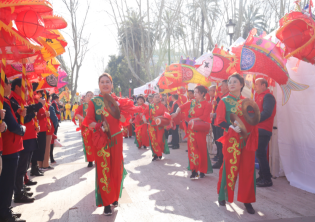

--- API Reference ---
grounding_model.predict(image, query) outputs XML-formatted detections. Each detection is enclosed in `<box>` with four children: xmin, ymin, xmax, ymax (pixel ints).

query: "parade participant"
<box><xmin>211</xmin><ymin>80</ymin><xmax>229</xmax><ymax>169</ymax></box>
<box><xmin>34</xmin><ymin>90</ymin><xmax>51</xmax><ymax>173</ymax></box>
<box><xmin>134</xmin><ymin>95</ymin><xmax>149</xmax><ymax>149</ymax></box>
<box><xmin>187</xmin><ymin>90</ymin><xmax>194</xmax><ymax>101</ymax></box>
<box><xmin>170</xmin><ymin>94</ymin><xmax>180</xmax><ymax>149</ymax></box>
<box><xmin>143</xmin><ymin>93</ymin><xmax>170</xmax><ymax>161</ymax></box>
<box><xmin>215</xmin><ymin>73</ymin><xmax>258</xmax><ymax>214</ymax></box>
<box><xmin>254</xmin><ymin>78</ymin><xmax>276</xmax><ymax>187</ymax></box>
<box><xmin>0</xmin><ymin>76</ymin><xmax>27</xmax><ymax>222</ymax></box>
<box><xmin>72</xmin><ymin>102</ymin><xmax>78</xmax><ymax>119</ymax></box>
<box><xmin>9</xmin><ymin>79</ymin><xmax>43</xmax><ymax>203</ymax></box>
<box><xmin>172</xmin><ymin>86</ymin><xmax>212</xmax><ymax>179</ymax></box>
<box><xmin>83</xmin><ymin>73</ymin><xmax>128</xmax><ymax>216</ymax></box>
<box><xmin>0</xmin><ymin>109</ymin><xmax>6</xmax><ymax>176</ymax></box>
<box><xmin>43</xmin><ymin>93</ymin><xmax>58</xmax><ymax>170</ymax></box>
<box><xmin>123</xmin><ymin>123</ymin><xmax>132</xmax><ymax>138</ymax></box>
<box><xmin>147</xmin><ymin>95</ymin><xmax>153</xmax><ymax>104</ymax></box>
<box><xmin>75</xmin><ymin>91</ymin><xmax>95</xmax><ymax>167</ymax></box>
<box><xmin>65</xmin><ymin>102</ymin><xmax>72</xmax><ymax>120</ymax></box>
<box><xmin>50</xmin><ymin>94</ymin><xmax>61</xmax><ymax>164</ymax></box>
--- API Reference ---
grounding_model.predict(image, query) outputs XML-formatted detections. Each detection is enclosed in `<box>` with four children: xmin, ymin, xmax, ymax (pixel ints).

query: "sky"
<box><xmin>50</xmin><ymin>0</ymin><xmax>126</xmax><ymax>94</ymax></box>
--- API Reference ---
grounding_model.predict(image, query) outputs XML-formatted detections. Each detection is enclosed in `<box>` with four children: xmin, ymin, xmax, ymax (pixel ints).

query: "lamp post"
<box><xmin>118</xmin><ymin>84</ymin><xmax>121</xmax><ymax>97</ymax></box>
<box><xmin>226</xmin><ymin>19</ymin><xmax>236</xmax><ymax>46</ymax></box>
<box><xmin>129</xmin><ymin>79</ymin><xmax>132</xmax><ymax>99</ymax></box>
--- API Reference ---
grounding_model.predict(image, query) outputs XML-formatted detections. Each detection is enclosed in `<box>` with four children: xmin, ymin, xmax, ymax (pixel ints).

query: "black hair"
<box><xmin>222</xmin><ymin>80</ymin><xmax>228</xmax><ymax>84</ymax></box>
<box><xmin>172</xmin><ymin>94</ymin><xmax>179</xmax><ymax>100</ymax></box>
<box><xmin>32</xmin><ymin>82</ymin><xmax>39</xmax><ymax>92</ymax></box>
<box><xmin>5</xmin><ymin>75</ymin><xmax>8</xmax><ymax>84</ymax></box>
<box><xmin>228</xmin><ymin>73</ymin><xmax>245</xmax><ymax>92</ymax></box>
<box><xmin>188</xmin><ymin>90</ymin><xmax>194</xmax><ymax>94</ymax></box>
<box><xmin>137</xmin><ymin>95</ymin><xmax>145</xmax><ymax>102</ymax></box>
<box><xmin>194</xmin><ymin>85</ymin><xmax>207</xmax><ymax>98</ymax></box>
<box><xmin>86</xmin><ymin>91</ymin><xmax>93</xmax><ymax>96</ymax></box>
<box><xmin>11</xmin><ymin>78</ymin><xmax>22</xmax><ymax>91</ymax></box>
<box><xmin>258</xmin><ymin>78</ymin><xmax>268</xmax><ymax>88</ymax></box>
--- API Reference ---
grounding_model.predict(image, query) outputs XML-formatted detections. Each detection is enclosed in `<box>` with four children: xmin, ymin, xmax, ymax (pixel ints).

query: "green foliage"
<box><xmin>105</xmin><ymin>55</ymin><xmax>141</xmax><ymax>97</ymax></box>
<box><xmin>241</xmin><ymin>4</ymin><xmax>267</xmax><ymax>39</ymax></box>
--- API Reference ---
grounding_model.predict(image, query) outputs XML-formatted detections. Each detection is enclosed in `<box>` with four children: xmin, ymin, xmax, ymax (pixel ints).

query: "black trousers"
<box><xmin>0</xmin><ymin>153</ymin><xmax>19</xmax><ymax>218</ymax></box>
<box><xmin>50</xmin><ymin>126</ymin><xmax>58</xmax><ymax>162</ymax></box>
<box><xmin>171</xmin><ymin>125</ymin><xmax>179</xmax><ymax>147</ymax></box>
<box><xmin>256</xmin><ymin>134</ymin><xmax>272</xmax><ymax>180</ymax></box>
<box><xmin>213</xmin><ymin>124</ymin><xmax>224</xmax><ymax>163</ymax></box>
<box><xmin>14</xmin><ymin>149</ymin><xmax>31</xmax><ymax>197</ymax></box>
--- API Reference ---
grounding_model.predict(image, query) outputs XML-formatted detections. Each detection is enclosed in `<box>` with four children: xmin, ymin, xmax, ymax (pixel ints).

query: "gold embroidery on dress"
<box><xmin>97</xmin><ymin>146</ymin><xmax>111</xmax><ymax>193</ymax></box>
<box><xmin>84</xmin><ymin>128</ymin><xmax>92</xmax><ymax>155</ymax></box>
<box><xmin>148</xmin><ymin>125</ymin><xmax>159</xmax><ymax>153</ymax></box>
<box><xmin>188</xmin><ymin>130</ymin><xmax>199</xmax><ymax>166</ymax></box>
<box><xmin>189</xmin><ymin>100</ymin><xmax>196</xmax><ymax>116</ymax></box>
<box><xmin>94</xmin><ymin>98</ymin><xmax>109</xmax><ymax>117</ymax></box>
<box><xmin>227</xmin><ymin>137</ymin><xmax>241</xmax><ymax>191</ymax></box>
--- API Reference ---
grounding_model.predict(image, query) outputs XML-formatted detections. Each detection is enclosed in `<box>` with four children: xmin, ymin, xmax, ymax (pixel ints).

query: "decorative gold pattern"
<box><xmin>148</xmin><ymin>125</ymin><xmax>159</xmax><ymax>154</ymax></box>
<box><xmin>94</xmin><ymin>98</ymin><xmax>109</xmax><ymax>117</ymax></box>
<box><xmin>188</xmin><ymin>130</ymin><xmax>199</xmax><ymax>166</ymax></box>
<box><xmin>189</xmin><ymin>100</ymin><xmax>196</xmax><ymax>116</ymax></box>
<box><xmin>97</xmin><ymin>146</ymin><xmax>111</xmax><ymax>193</ymax></box>
<box><xmin>83</xmin><ymin>128</ymin><xmax>92</xmax><ymax>155</ymax></box>
<box><xmin>227</xmin><ymin>137</ymin><xmax>241</xmax><ymax>191</ymax></box>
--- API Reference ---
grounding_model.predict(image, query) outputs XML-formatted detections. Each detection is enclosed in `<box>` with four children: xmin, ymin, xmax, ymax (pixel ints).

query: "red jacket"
<box><xmin>255</xmin><ymin>89</ymin><xmax>276</xmax><ymax>132</ymax></box>
<box><xmin>2</xmin><ymin>98</ymin><xmax>24</xmax><ymax>155</ymax></box>
<box><xmin>37</xmin><ymin>106</ymin><xmax>48</xmax><ymax>132</ymax></box>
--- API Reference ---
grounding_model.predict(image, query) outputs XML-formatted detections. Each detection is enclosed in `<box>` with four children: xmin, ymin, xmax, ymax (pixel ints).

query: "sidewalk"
<box><xmin>12</xmin><ymin>121</ymin><xmax>315</xmax><ymax>222</ymax></box>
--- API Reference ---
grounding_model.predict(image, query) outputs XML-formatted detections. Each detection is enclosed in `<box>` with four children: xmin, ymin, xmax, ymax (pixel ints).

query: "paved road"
<box><xmin>12</xmin><ymin>121</ymin><xmax>315</xmax><ymax>222</ymax></box>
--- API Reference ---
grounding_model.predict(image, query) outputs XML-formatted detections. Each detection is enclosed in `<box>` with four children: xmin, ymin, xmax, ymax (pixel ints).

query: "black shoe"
<box><xmin>190</xmin><ymin>170</ymin><xmax>199</xmax><ymax>180</ymax></box>
<box><xmin>25</xmin><ymin>192</ymin><xmax>33</xmax><ymax>197</ymax></box>
<box><xmin>25</xmin><ymin>180</ymin><xmax>37</xmax><ymax>186</ymax></box>
<box><xmin>104</xmin><ymin>205</ymin><xmax>112</xmax><ymax>216</ymax></box>
<box><xmin>244</xmin><ymin>203</ymin><xmax>255</xmax><ymax>214</ymax></box>
<box><xmin>30</xmin><ymin>167</ymin><xmax>44</xmax><ymax>177</ymax></box>
<box><xmin>152</xmin><ymin>155</ymin><xmax>158</xmax><ymax>161</ymax></box>
<box><xmin>23</xmin><ymin>185</ymin><xmax>31</xmax><ymax>192</ymax></box>
<box><xmin>200</xmin><ymin>173</ymin><xmax>205</xmax><ymax>178</ymax></box>
<box><xmin>186</xmin><ymin>150</ymin><xmax>188</xmax><ymax>152</ymax></box>
<box><xmin>212</xmin><ymin>161</ymin><xmax>222</xmax><ymax>169</ymax></box>
<box><xmin>143</xmin><ymin>146</ymin><xmax>147</xmax><ymax>149</ymax></box>
<box><xmin>256</xmin><ymin>178</ymin><xmax>273</xmax><ymax>187</ymax></box>
<box><xmin>14</xmin><ymin>193</ymin><xmax>35</xmax><ymax>203</ymax></box>
<box><xmin>158</xmin><ymin>156</ymin><xmax>162</xmax><ymax>159</ymax></box>
<box><xmin>87</xmin><ymin>162</ymin><xmax>93</xmax><ymax>167</ymax></box>
<box><xmin>219</xmin><ymin>200</ymin><xmax>226</xmax><ymax>206</ymax></box>
<box><xmin>9</xmin><ymin>207</ymin><xmax>21</xmax><ymax>218</ymax></box>
<box><xmin>129</xmin><ymin>136</ymin><xmax>132</xmax><ymax>138</ymax></box>
<box><xmin>112</xmin><ymin>201</ymin><xmax>118</xmax><ymax>207</ymax></box>
<box><xmin>0</xmin><ymin>215</ymin><xmax>26</xmax><ymax>222</ymax></box>
<box><xmin>256</xmin><ymin>176</ymin><xmax>263</xmax><ymax>183</ymax></box>
<box><xmin>172</xmin><ymin>145</ymin><xmax>179</xmax><ymax>149</ymax></box>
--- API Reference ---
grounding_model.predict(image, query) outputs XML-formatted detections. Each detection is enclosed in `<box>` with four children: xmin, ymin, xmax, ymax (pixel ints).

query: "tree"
<box><xmin>242</xmin><ymin>5</ymin><xmax>267</xmax><ymax>38</ymax></box>
<box><xmin>61</xmin><ymin>0</ymin><xmax>90</xmax><ymax>102</ymax></box>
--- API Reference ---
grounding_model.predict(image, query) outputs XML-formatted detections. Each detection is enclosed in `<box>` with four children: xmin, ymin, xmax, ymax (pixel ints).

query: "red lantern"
<box><xmin>15</xmin><ymin>10</ymin><xmax>45</xmax><ymax>39</ymax></box>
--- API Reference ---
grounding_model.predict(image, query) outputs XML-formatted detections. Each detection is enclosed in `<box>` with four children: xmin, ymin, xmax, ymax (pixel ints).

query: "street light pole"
<box><xmin>129</xmin><ymin>79</ymin><xmax>132</xmax><ymax>98</ymax></box>
<box><xmin>226</xmin><ymin>19</ymin><xmax>236</xmax><ymax>46</ymax></box>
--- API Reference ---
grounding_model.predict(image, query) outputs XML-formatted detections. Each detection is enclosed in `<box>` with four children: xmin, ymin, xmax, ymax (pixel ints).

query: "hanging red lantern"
<box><xmin>15</xmin><ymin>10</ymin><xmax>45</xmax><ymax>39</ymax></box>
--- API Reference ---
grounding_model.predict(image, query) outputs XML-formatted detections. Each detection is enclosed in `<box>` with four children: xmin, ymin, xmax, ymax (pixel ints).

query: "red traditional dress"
<box><xmin>215</xmin><ymin>93</ymin><xmax>258</xmax><ymax>203</ymax></box>
<box><xmin>83</xmin><ymin>95</ymin><xmax>127</xmax><ymax>207</ymax></box>
<box><xmin>73</xmin><ymin>103</ymin><xmax>94</xmax><ymax>162</ymax></box>
<box><xmin>179</xmin><ymin>99</ymin><xmax>212</xmax><ymax>174</ymax></box>
<box><xmin>134</xmin><ymin>103</ymin><xmax>150</xmax><ymax>148</ymax></box>
<box><xmin>123</xmin><ymin>124</ymin><xmax>132</xmax><ymax>138</ymax></box>
<box><xmin>143</xmin><ymin>102</ymin><xmax>170</xmax><ymax>157</ymax></box>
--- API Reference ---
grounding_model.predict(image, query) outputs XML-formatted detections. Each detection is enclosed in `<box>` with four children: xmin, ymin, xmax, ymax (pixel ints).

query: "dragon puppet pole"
<box><xmin>251</xmin><ymin>74</ymin><xmax>256</xmax><ymax>99</ymax></box>
<box><xmin>43</xmin><ymin>92</ymin><xmax>52</xmax><ymax>132</ymax></box>
<box><xmin>212</xmin><ymin>81</ymin><xmax>219</xmax><ymax>115</ymax></box>
<box><xmin>26</xmin><ymin>79</ymin><xmax>39</xmax><ymax>129</ymax></box>
<box><xmin>0</xmin><ymin>58</ymin><xmax>6</xmax><ymax>137</ymax></box>
<box><xmin>21</xmin><ymin>59</ymin><xmax>27</xmax><ymax>124</ymax></box>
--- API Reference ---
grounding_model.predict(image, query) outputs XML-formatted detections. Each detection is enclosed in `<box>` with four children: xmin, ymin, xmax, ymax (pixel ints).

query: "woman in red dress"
<box><xmin>134</xmin><ymin>95</ymin><xmax>150</xmax><ymax>149</ymax></box>
<box><xmin>171</xmin><ymin>86</ymin><xmax>212</xmax><ymax>179</ymax></box>
<box><xmin>83</xmin><ymin>73</ymin><xmax>128</xmax><ymax>216</ymax></box>
<box><xmin>215</xmin><ymin>73</ymin><xmax>258</xmax><ymax>214</ymax></box>
<box><xmin>143</xmin><ymin>93</ymin><xmax>170</xmax><ymax>161</ymax></box>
